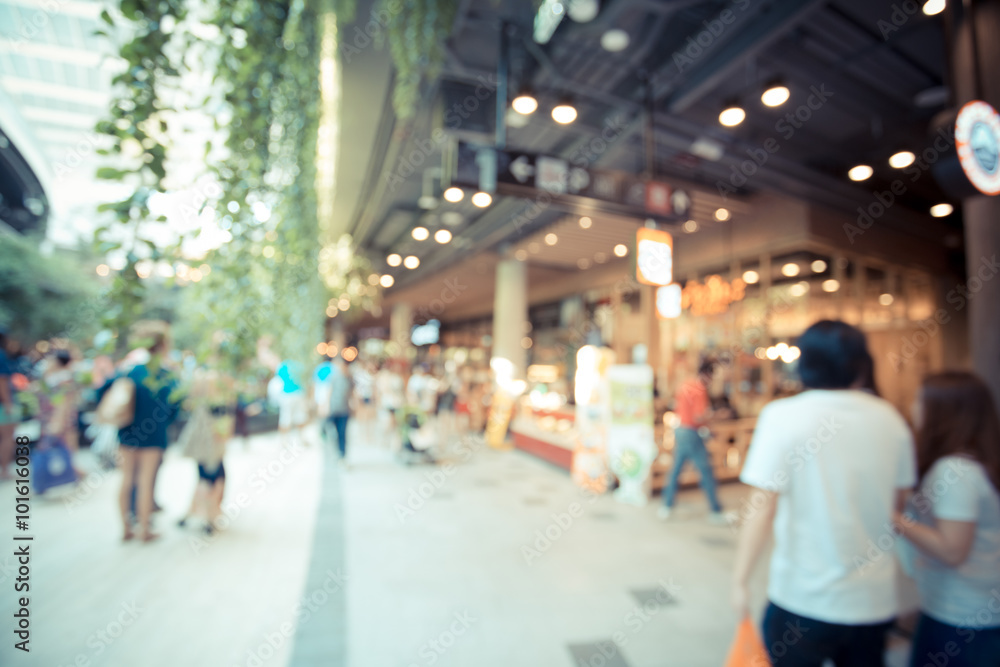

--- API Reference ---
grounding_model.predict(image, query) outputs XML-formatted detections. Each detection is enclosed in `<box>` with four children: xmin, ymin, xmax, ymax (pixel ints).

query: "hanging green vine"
<box><xmin>92</xmin><ymin>0</ymin><xmax>188</xmax><ymax>351</ymax></box>
<box><xmin>381</xmin><ymin>0</ymin><xmax>459</xmax><ymax>119</ymax></box>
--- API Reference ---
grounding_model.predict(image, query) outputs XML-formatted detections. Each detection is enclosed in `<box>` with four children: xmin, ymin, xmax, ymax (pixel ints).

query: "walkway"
<box><xmin>1</xmin><ymin>421</ymin><xmax>917</xmax><ymax>666</ymax></box>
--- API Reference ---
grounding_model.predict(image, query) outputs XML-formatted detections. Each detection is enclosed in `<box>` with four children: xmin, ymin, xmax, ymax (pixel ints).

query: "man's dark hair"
<box><xmin>796</xmin><ymin>320</ymin><xmax>869</xmax><ymax>389</ymax></box>
<box><xmin>697</xmin><ymin>359</ymin><xmax>716</xmax><ymax>378</ymax></box>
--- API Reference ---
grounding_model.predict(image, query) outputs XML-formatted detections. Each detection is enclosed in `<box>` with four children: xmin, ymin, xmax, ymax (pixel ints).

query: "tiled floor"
<box><xmin>0</xmin><ymin>420</ymin><xmax>918</xmax><ymax>667</ymax></box>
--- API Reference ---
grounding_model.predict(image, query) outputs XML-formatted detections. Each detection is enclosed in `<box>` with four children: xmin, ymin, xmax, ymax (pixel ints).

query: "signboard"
<box><xmin>571</xmin><ymin>345</ymin><xmax>615</xmax><ymax>494</ymax></box>
<box><xmin>606</xmin><ymin>364</ymin><xmax>657</xmax><ymax>506</ymax></box>
<box><xmin>656</xmin><ymin>284</ymin><xmax>683</xmax><ymax>319</ymax></box>
<box><xmin>681</xmin><ymin>275</ymin><xmax>746</xmax><ymax>316</ymax></box>
<box><xmin>956</xmin><ymin>100</ymin><xmax>1000</xmax><ymax>196</ymax></box>
<box><xmin>451</xmin><ymin>141</ymin><xmax>692</xmax><ymax>219</ymax></box>
<box><xmin>635</xmin><ymin>227</ymin><xmax>673</xmax><ymax>286</ymax></box>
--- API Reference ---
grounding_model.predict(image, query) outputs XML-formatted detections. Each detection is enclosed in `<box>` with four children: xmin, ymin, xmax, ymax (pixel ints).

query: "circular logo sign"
<box><xmin>955</xmin><ymin>100</ymin><xmax>1000</xmax><ymax>196</ymax></box>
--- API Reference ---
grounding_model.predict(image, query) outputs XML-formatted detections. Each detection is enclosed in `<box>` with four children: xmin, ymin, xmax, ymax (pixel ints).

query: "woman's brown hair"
<box><xmin>917</xmin><ymin>372</ymin><xmax>1000</xmax><ymax>493</ymax></box>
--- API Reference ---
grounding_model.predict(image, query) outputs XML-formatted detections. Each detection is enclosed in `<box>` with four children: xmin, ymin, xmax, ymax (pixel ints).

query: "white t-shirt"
<box><xmin>908</xmin><ymin>456</ymin><xmax>1000</xmax><ymax>628</ymax></box>
<box><xmin>740</xmin><ymin>390</ymin><xmax>916</xmax><ymax>624</ymax></box>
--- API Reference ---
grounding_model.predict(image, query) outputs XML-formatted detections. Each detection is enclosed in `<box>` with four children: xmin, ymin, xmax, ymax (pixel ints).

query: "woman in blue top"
<box><xmin>894</xmin><ymin>372</ymin><xmax>1000</xmax><ymax>667</ymax></box>
<box><xmin>99</xmin><ymin>322</ymin><xmax>181</xmax><ymax>541</ymax></box>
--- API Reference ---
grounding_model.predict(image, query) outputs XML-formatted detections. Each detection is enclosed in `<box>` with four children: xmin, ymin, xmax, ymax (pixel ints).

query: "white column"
<box><xmin>492</xmin><ymin>258</ymin><xmax>528</xmax><ymax>379</ymax></box>
<box><xmin>389</xmin><ymin>303</ymin><xmax>413</xmax><ymax>357</ymax></box>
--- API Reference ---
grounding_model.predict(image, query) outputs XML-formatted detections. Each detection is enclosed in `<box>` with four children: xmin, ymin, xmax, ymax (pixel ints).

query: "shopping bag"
<box><xmin>724</xmin><ymin>616</ymin><xmax>770</xmax><ymax>667</ymax></box>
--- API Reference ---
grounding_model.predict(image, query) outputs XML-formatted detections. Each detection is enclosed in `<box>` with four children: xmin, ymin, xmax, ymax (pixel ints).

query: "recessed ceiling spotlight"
<box><xmin>443</xmin><ymin>187</ymin><xmax>464</xmax><ymax>203</ymax></box>
<box><xmin>579</xmin><ymin>216</ymin><xmax>592</xmax><ymax>229</ymax></box>
<box><xmin>848</xmin><ymin>164</ymin><xmax>873</xmax><ymax>181</ymax></box>
<box><xmin>471</xmin><ymin>192</ymin><xmax>492</xmax><ymax>207</ymax></box>
<box><xmin>822</xmin><ymin>279</ymin><xmax>840</xmax><ymax>292</ymax></box>
<box><xmin>411</xmin><ymin>226</ymin><xmax>429</xmax><ymax>241</ymax></box>
<box><xmin>781</xmin><ymin>262</ymin><xmax>800</xmax><ymax>277</ymax></box>
<box><xmin>600</xmin><ymin>29</ymin><xmax>629</xmax><ymax>52</ymax></box>
<box><xmin>761</xmin><ymin>82</ymin><xmax>790</xmax><ymax>107</ymax></box>
<box><xmin>923</xmin><ymin>0</ymin><xmax>946</xmax><ymax>15</ymax></box>
<box><xmin>434</xmin><ymin>229</ymin><xmax>452</xmax><ymax>243</ymax></box>
<box><xmin>889</xmin><ymin>151</ymin><xmax>915</xmax><ymax>169</ymax></box>
<box><xmin>552</xmin><ymin>101</ymin><xmax>578</xmax><ymax>124</ymax></box>
<box><xmin>544</xmin><ymin>233</ymin><xmax>558</xmax><ymax>246</ymax></box>
<box><xmin>811</xmin><ymin>260</ymin><xmax>828</xmax><ymax>273</ymax></box>
<box><xmin>403</xmin><ymin>255</ymin><xmax>420</xmax><ymax>269</ymax></box>
<box><xmin>511</xmin><ymin>91</ymin><xmax>538</xmax><ymax>115</ymax></box>
<box><xmin>613</xmin><ymin>243</ymin><xmax>628</xmax><ymax>257</ymax></box>
<box><xmin>683</xmin><ymin>219</ymin><xmax>698</xmax><ymax>233</ymax></box>
<box><xmin>387</xmin><ymin>253</ymin><xmax>402</xmax><ymax>267</ymax></box>
<box><xmin>715</xmin><ymin>207</ymin><xmax>731</xmax><ymax>221</ymax></box>
<box><xmin>742</xmin><ymin>270</ymin><xmax>760</xmax><ymax>284</ymax></box>
<box><xmin>719</xmin><ymin>103</ymin><xmax>745</xmax><ymax>127</ymax></box>
<box><xmin>930</xmin><ymin>203</ymin><xmax>954</xmax><ymax>217</ymax></box>
<box><xmin>379</xmin><ymin>274</ymin><xmax>394</xmax><ymax>288</ymax></box>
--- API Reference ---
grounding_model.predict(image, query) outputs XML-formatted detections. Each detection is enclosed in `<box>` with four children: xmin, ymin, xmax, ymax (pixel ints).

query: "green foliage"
<box><xmin>0</xmin><ymin>234</ymin><xmax>99</xmax><ymax>343</ymax></box>
<box><xmin>380</xmin><ymin>0</ymin><xmax>459</xmax><ymax>119</ymax></box>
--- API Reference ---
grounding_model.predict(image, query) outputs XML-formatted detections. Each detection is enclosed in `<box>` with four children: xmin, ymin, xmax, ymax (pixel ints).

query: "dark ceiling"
<box><xmin>338</xmin><ymin>0</ymin><xmax>958</xmax><ymax>292</ymax></box>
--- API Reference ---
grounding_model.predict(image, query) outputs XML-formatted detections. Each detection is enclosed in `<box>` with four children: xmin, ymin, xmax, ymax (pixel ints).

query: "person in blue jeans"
<box><xmin>325</xmin><ymin>358</ymin><xmax>353</xmax><ymax>467</ymax></box>
<box><xmin>658</xmin><ymin>360</ymin><xmax>729</xmax><ymax>524</ymax></box>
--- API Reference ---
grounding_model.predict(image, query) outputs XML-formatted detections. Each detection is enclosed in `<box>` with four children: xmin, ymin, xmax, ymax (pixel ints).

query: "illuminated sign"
<box><xmin>956</xmin><ymin>100</ymin><xmax>1000</xmax><ymax>196</ymax></box>
<box><xmin>682</xmin><ymin>275</ymin><xmax>746</xmax><ymax>316</ymax></box>
<box><xmin>635</xmin><ymin>227</ymin><xmax>673</xmax><ymax>286</ymax></box>
<box><xmin>655</xmin><ymin>284</ymin><xmax>682</xmax><ymax>319</ymax></box>
<box><xmin>410</xmin><ymin>320</ymin><xmax>440</xmax><ymax>346</ymax></box>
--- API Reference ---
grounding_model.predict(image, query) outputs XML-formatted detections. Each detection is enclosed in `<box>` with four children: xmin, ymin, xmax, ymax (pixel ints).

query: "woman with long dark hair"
<box><xmin>894</xmin><ymin>372</ymin><xmax>1000</xmax><ymax>666</ymax></box>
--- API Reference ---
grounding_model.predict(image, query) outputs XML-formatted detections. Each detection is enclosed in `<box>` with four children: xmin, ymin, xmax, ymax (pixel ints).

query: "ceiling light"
<box><xmin>811</xmin><ymin>260</ymin><xmax>827</xmax><ymax>273</ymax></box>
<box><xmin>379</xmin><ymin>274</ymin><xmax>394</xmax><ymax>288</ymax></box>
<box><xmin>613</xmin><ymin>244</ymin><xmax>628</xmax><ymax>257</ymax></box>
<box><xmin>515</xmin><ymin>249</ymin><xmax>528</xmax><ymax>261</ymax></box>
<box><xmin>443</xmin><ymin>187</ymin><xmax>464</xmax><ymax>203</ymax></box>
<box><xmin>579</xmin><ymin>216</ymin><xmax>592</xmax><ymax>229</ymax></box>
<box><xmin>790</xmin><ymin>282</ymin><xmax>809</xmax><ymax>297</ymax></box>
<box><xmin>544</xmin><ymin>233</ymin><xmax>558</xmax><ymax>245</ymax></box>
<box><xmin>683</xmin><ymin>219</ymin><xmax>698</xmax><ymax>233</ymax></box>
<box><xmin>719</xmin><ymin>104</ymin><xmax>745</xmax><ymax>127</ymax></box>
<box><xmin>848</xmin><ymin>164</ymin><xmax>873</xmax><ymax>181</ymax></box>
<box><xmin>742</xmin><ymin>270</ymin><xmax>759</xmax><ymax>284</ymax></box>
<box><xmin>715</xmin><ymin>208</ymin><xmax>731</xmax><ymax>221</ymax></box>
<box><xmin>472</xmin><ymin>192</ymin><xmax>492</xmax><ymax>207</ymax></box>
<box><xmin>781</xmin><ymin>262</ymin><xmax>800</xmax><ymax>277</ymax></box>
<box><xmin>512</xmin><ymin>92</ymin><xmax>538</xmax><ymax>115</ymax></box>
<box><xmin>879</xmin><ymin>293</ymin><xmax>894</xmax><ymax>306</ymax></box>
<box><xmin>403</xmin><ymin>255</ymin><xmax>420</xmax><ymax>269</ymax></box>
<box><xmin>690</xmin><ymin>137</ymin><xmax>725</xmax><ymax>161</ymax></box>
<box><xmin>600</xmin><ymin>29</ymin><xmax>629</xmax><ymax>52</ymax></box>
<box><xmin>923</xmin><ymin>0</ymin><xmax>945</xmax><ymax>15</ymax></box>
<box><xmin>822</xmin><ymin>279</ymin><xmax>840</xmax><ymax>292</ymax></box>
<box><xmin>889</xmin><ymin>151</ymin><xmax>915</xmax><ymax>169</ymax></box>
<box><xmin>552</xmin><ymin>102</ymin><xmax>577</xmax><ymax>124</ymax></box>
<box><xmin>930</xmin><ymin>203</ymin><xmax>954</xmax><ymax>217</ymax></box>
<box><xmin>387</xmin><ymin>253</ymin><xmax>402</xmax><ymax>267</ymax></box>
<box><xmin>567</xmin><ymin>0</ymin><xmax>599</xmax><ymax>22</ymax></box>
<box><xmin>411</xmin><ymin>226</ymin><xmax>429</xmax><ymax>241</ymax></box>
<box><xmin>368</xmin><ymin>273</ymin><xmax>380</xmax><ymax>285</ymax></box>
<box><xmin>766</xmin><ymin>346</ymin><xmax>780</xmax><ymax>361</ymax></box>
<box><xmin>761</xmin><ymin>83</ymin><xmax>790</xmax><ymax>107</ymax></box>
<box><xmin>434</xmin><ymin>229</ymin><xmax>452</xmax><ymax>243</ymax></box>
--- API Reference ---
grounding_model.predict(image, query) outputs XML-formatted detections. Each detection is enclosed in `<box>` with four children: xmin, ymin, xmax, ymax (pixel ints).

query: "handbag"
<box><xmin>95</xmin><ymin>377</ymin><xmax>136</xmax><ymax>428</ymax></box>
<box><xmin>724</xmin><ymin>616</ymin><xmax>771</xmax><ymax>667</ymax></box>
<box><xmin>176</xmin><ymin>406</ymin><xmax>224</xmax><ymax>467</ymax></box>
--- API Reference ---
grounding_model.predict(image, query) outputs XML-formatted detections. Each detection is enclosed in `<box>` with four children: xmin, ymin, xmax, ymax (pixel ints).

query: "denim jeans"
<box><xmin>763</xmin><ymin>602</ymin><xmax>893</xmax><ymax>666</ymax></box>
<box><xmin>909</xmin><ymin>612</ymin><xmax>1000</xmax><ymax>667</ymax></box>
<box><xmin>327</xmin><ymin>413</ymin><xmax>349</xmax><ymax>458</ymax></box>
<box><xmin>662</xmin><ymin>426</ymin><xmax>722</xmax><ymax>512</ymax></box>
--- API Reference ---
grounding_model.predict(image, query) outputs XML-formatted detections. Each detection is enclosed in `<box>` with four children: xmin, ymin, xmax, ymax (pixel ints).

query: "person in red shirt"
<box><xmin>659</xmin><ymin>359</ymin><xmax>730</xmax><ymax>524</ymax></box>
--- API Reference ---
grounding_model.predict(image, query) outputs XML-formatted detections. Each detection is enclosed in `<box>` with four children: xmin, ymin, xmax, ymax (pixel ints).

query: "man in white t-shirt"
<box><xmin>732</xmin><ymin>320</ymin><xmax>916</xmax><ymax>666</ymax></box>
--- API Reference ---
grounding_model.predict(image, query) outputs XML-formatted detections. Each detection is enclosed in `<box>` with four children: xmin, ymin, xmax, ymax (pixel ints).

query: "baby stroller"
<box><xmin>397</xmin><ymin>404</ymin><xmax>436</xmax><ymax>465</ymax></box>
